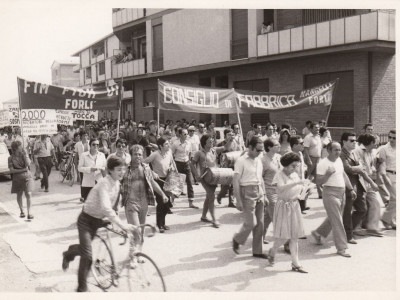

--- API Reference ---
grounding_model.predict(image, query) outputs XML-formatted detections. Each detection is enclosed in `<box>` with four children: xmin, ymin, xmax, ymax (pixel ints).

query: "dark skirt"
<box><xmin>11</xmin><ymin>171</ymin><xmax>33</xmax><ymax>194</ymax></box>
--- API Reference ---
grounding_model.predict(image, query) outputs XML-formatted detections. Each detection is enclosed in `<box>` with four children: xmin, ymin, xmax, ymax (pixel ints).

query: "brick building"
<box><xmin>73</xmin><ymin>9</ymin><xmax>396</xmax><ymax>138</ymax></box>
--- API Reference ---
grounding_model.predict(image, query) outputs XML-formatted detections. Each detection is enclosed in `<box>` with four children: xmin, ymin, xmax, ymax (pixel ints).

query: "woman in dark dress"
<box><xmin>8</xmin><ymin>141</ymin><xmax>34</xmax><ymax>219</ymax></box>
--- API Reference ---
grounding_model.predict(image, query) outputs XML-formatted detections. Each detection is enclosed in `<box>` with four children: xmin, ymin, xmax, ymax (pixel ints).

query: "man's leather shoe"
<box><xmin>232</xmin><ymin>239</ymin><xmax>240</xmax><ymax>254</ymax></box>
<box><xmin>216</xmin><ymin>197</ymin><xmax>222</xmax><ymax>204</ymax></box>
<box><xmin>347</xmin><ymin>238</ymin><xmax>357</xmax><ymax>244</ymax></box>
<box><xmin>366</xmin><ymin>230</ymin><xmax>383</xmax><ymax>237</ymax></box>
<box><xmin>253</xmin><ymin>253</ymin><xmax>269</xmax><ymax>259</ymax></box>
<box><xmin>337</xmin><ymin>250</ymin><xmax>351</xmax><ymax>257</ymax></box>
<box><xmin>228</xmin><ymin>203</ymin><xmax>236</xmax><ymax>208</ymax></box>
<box><xmin>353</xmin><ymin>230</ymin><xmax>366</xmax><ymax>236</ymax></box>
<box><xmin>311</xmin><ymin>231</ymin><xmax>322</xmax><ymax>245</ymax></box>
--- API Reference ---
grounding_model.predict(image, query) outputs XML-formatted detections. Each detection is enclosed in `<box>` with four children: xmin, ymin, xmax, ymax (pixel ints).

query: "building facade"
<box><xmin>50</xmin><ymin>58</ymin><xmax>80</xmax><ymax>87</ymax></box>
<box><xmin>76</xmin><ymin>9</ymin><xmax>396</xmax><ymax>138</ymax></box>
<box><xmin>71</xmin><ymin>33</ymin><xmax>133</xmax><ymax>120</ymax></box>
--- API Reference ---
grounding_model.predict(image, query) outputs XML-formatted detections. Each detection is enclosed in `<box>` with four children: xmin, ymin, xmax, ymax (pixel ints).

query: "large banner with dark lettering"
<box><xmin>236</xmin><ymin>80</ymin><xmax>338</xmax><ymax>113</ymax></box>
<box><xmin>17</xmin><ymin>78</ymin><xmax>120</xmax><ymax>111</ymax></box>
<box><xmin>158</xmin><ymin>80</ymin><xmax>237</xmax><ymax>114</ymax></box>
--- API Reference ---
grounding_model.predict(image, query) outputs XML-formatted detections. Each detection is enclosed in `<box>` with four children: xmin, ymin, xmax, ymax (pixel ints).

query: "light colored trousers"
<box><xmin>264</xmin><ymin>186</ymin><xmax>277</xmax><ymax>236</ymax></box>
<box><xmin>382</xmin><ymin>173</ymin><xmax>396</xmax><ymax>226</ymax></box>
<box><xmin>234</xmin><ymin>185</ymin><xmax>264</xmax><ymax>255</ymax></box>
<box><xmin>364</xmin><ymin>189</ymin><xmax>382</xmax><ymax>232</ymax></box>
<box><xmin>315</xmin><ymin>186</ymin><xmax>347</xmax><ymax>252</ymax></box>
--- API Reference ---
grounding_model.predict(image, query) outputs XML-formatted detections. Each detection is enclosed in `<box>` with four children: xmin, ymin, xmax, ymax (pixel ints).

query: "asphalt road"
<box><xmin>0</xmin><ymin>166</ymin><xmax>397</xmax><ymax>298</ymax></box>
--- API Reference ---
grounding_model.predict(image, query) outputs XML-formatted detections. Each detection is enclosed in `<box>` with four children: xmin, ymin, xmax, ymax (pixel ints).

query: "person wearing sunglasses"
<box><xmin>107</xmin><ymin>139</ymin><xmax>131</xmax><ymax>165</ymax></box>
<box><xmin>378</xmin><ymin>129</ymin><xmax>396</xmax><ymax>230</ymax></box>
<box><xmin>340</xmin><ymin>132</ymin><xmax>369</xmax><ymax>244</ymax></box>
<box><xmin>78</xmin><ymin>138</ymin><xmax>107</xmax><ymax>202</ymax></box>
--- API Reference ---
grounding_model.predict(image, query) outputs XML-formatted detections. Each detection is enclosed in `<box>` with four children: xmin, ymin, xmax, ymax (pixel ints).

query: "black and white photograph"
<box><xmin>0</xmin><ymin>0</ymin><xmax>397</xmax><ymax>298</ymax></box>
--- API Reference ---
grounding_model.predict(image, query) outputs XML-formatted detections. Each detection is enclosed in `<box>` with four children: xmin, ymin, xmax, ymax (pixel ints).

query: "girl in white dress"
<box><xmin>268</xmin><ymin>152</ymin><xmax>310</xmax><ymax>273</ymax></box>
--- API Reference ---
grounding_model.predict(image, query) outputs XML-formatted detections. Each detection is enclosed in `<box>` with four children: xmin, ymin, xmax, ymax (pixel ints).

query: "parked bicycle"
<box><xmin>91</xmin><ymin>222</ymin><xmax>166</xmax><ymax>292</ymax></box>
<box><xmin>59</xmin><ymin>151</ymin><xmax>76</xmax><ymax>186</ymax></box>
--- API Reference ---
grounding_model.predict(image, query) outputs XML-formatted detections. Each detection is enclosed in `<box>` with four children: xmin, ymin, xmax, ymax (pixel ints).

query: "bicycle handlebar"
<box><xmin>104</xmin><ymin>223</ymin><xmax>157</xmax><ymax>246</ymax></box>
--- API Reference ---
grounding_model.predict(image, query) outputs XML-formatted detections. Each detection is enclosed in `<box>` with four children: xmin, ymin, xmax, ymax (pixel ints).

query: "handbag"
<box><xmin>164</xmin><ymin>170</ymin><xmax>186</xmax><ymax>197</ymax></box>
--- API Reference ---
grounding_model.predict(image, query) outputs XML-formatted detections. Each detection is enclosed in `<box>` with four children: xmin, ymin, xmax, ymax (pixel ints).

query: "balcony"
<box><xmin>257</xmin><ymin>11</ymin><xmax>395</xmax><ymax>57</ymax></box>
<box><xmin>112</xmin><ymin>58</ymin><xmax>146</xmax><ymax>78</ymax></box>
<box><xmin>112</xmin><ymin>8</ymin><xmax>145</xmax><ymax>28</ymax></box>
<box><xmin>84</xmin><ymin>77</ymin><xmax>92</xmax><ymax>85</ymax></box>
<box><xmin>72</xmin><ymin>65</ymin><xmax>80</xmax><ymax>73</ymax></box>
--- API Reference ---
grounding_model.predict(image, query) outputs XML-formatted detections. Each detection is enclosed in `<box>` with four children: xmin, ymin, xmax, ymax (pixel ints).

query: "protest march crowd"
<box><xmin>0</xmin><ymin>116</ymin><xmax>396</xmax><ymax>291</ymax></box>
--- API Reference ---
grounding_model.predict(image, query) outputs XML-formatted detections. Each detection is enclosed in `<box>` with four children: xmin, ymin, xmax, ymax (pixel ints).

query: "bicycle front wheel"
<box><xmin>125</xmin><ymin>252</ymin><xmax>166</xmax><ymax>292</ymax></box>
<box><xmin>91</xmin><ymin>235</ymin><xmax>115</xmax><ymax>290</ymax></box>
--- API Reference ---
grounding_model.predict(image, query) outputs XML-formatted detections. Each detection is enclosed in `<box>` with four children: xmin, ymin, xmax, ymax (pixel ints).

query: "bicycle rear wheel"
<box><xmin>125</xmin><ymin>252</ymin><xmax>166</xmax><ymax>292</ymax></box>
<box><xmin>91</xmin><ymin>235</ymin><xmax>115</xmax><ymax>290</ymax></box>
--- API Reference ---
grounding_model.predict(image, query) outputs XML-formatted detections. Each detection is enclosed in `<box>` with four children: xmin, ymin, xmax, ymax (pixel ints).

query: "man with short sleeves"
<box><xmin>312</xmin><ymin>142</ymin><xmax>356</xmax><ymax>257</ymax></box>
<box><xmin>303</xmin><ymin>122</ymin><xmax>322</xmax><ymax>197</ymax></box>
<box><xmin>379</xmin><ymin>130</ymin><xmax>396</xmax><ymax>229</ymax></box>
<box><xmin>171</xmin><ymin>128</ymin><xmax>197</xmax><ymax>208</ymax></box>
<box><xmin>34</xmin><ymin>135</ymin><xmax>55</xmax><ymax>192</ymax></box>
<box><xmin>232</xmin><ymin>136</ymin><xmax>268</xmax><ymax>259</ymax></box>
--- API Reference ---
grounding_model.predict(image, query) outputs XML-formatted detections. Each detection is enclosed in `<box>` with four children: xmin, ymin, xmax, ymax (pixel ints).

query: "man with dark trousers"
<box><xmin>340</xmin><ymin>132</ymin><xmax>368</xmax><ymax>244</ymax></box>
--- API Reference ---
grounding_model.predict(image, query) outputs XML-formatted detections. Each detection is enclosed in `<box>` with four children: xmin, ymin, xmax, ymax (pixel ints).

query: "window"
<box><xmin>131</xmin><ymin>27</ymin><xmax>147</xmax><ymax>60</ymax></box>
<box><xmin>98</xmin><ymin>62</ymin><xmax>105</xmax><ymax>75</ymax></box>
<box><xmin>143</xmin><ymin>89</ymin><xmax>157</xmax><ymax>107</ymax></box>
<box><xmin>304</xmin><ymin>71</ymin><xmax>354</xmax><ymax>127</ymax></box>
<box><xmin>231</xmin><ymin>9</ymin><xmax>248</xmax><ymax>60</ymax></box>
<box><xmin>302</xmin><ymin>9</ymin><xmax>356</xmax><ymax>25</ymax></box>
<box><xmin>152</xmin><ymin>22</ymin><xmax>163</xmax><ymax>72</ymax></box>
<box><xmin>234</xmin><ymin>79</ymin><xmax>270</xmax><ymax>125</ymax></box>
<box><xmin>85</xmin><ymin>67</ymin><xmax>92</xmax><ymax>79</ymax></box>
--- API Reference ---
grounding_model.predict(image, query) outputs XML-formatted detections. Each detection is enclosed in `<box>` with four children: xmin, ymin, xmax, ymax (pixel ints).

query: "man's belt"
<box><xmin>386</xmin><ymin>170</ymin><xmax>396</xmax><ymax>175</ymax></box>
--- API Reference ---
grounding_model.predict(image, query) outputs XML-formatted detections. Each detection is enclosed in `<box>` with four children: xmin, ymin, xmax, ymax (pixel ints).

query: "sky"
<box><xmin>0</xmin><ymin>0</ymin><xmax>112</xmax><ymax>104</ymax></box>
<box><xmin>0</xmin><ymin>0</ymin><xmax>396</xmax><ymax>106</ymax></box>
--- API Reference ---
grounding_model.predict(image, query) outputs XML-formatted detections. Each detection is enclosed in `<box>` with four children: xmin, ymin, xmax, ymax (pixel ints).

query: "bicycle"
<box><xmin>91</xmin><ymin>223</ymin><xmax>166</xmax><ymax>292</ymax></box>
<box><xmin>59</xmin><ymin>151</ymin><xmax>76</xmax><ymax>186</ymax></box>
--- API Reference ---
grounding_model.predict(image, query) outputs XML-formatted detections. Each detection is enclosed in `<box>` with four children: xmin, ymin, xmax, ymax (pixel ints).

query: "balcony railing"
<box><xmin>112</xmin><ymin>58</ymin><xmax>146</xmax><ymax>78</ymax></box>
<box><xmin>112</xmin><ymin>8</ymin><xmax>145</xmax><ymax>28</ymax></box>
<box><xmin>257</xmin><ymin>11</ymin><xmax>395</xmax><ymax>57</ymax></box>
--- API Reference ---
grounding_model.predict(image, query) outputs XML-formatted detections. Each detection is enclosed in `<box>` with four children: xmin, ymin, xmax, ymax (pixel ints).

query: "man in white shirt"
<box><xmin>311</xmin><ymin>142</ymin><xmax>356</xmax><ymax>258</ymax></box>
<box><xmin>171</xmin><ymin>128</ymin><xmax>197</xmax><ymax>208</ymax></box>
<box><xmin>304</xmin><ymin>122</ymin><xmax>323</xmax><ymax>197</ymax></box>
<box><xmin>232</xmin><ymin>136</ymin><xmax>268</xmax><ymax>259</ymax></box>
<box><xmin>379</xmin><ymin>129</ymin><xmax>396</xmax><ymax>229</ymax></box>
<box><xmin>78</xmin><ymin>138</ymin><xmax>107</xmax><ymax>202</ymax></box>
<box><xmin>302</xmin><ymin>120</ymin><xmax>312</xmax><ymax>138</ymax></box>
<box><xmin>187</xmin><ymin>126</ymin><xmax>200</xmax><ymax>155</ymax></box>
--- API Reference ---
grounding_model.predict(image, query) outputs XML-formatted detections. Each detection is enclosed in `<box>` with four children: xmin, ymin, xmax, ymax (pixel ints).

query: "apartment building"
<box><xmin>71</xmin><ymin>33</ymin><xmax>133</xmax><ymax>119</ymax></box>
<box><xmin>50</xmin><ymin>57</ymin><xmax>80</xmax><ymax>87</ymax></box>
<box><xmin>78</xmin><ymin>9</ymin><xmax>396</xmax><ymax>137</ymax></box>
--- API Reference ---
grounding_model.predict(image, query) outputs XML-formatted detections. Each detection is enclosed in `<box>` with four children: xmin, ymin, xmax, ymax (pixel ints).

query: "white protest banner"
<box><xmin>0</xmin><ymin>110</ymin><xmax>9</xmax><ymax>127</ymax></box>
<box><xmin>56</xmin><ymin>110</ymin><xmax>74</xmax><ymax>126</ymax></box>
<box><xmin>6</xmin><ymin>104</ymin><xmax>21</xmax><ymax>126</ymax></box>
<box><xmin>71</xmin><ymin>110</ymin><xmax>98</xmax><ymax>121</ymax></box>
<box><xmin>21</xmin><ymin>109</ymin><xmax>57</xmax><ymax>135</ymax></box>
